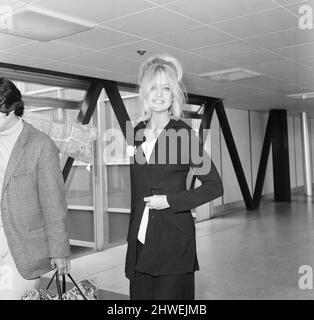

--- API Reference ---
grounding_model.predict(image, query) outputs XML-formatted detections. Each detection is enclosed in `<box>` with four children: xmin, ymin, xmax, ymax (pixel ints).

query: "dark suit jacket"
<box><xmin>125</xmin><ymin>118</ymin><xmax>223</xmax><ymax>281</ymax></box>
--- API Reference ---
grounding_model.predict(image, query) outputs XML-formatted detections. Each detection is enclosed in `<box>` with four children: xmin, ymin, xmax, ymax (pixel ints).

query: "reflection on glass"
<box><xmin>104</xmin><ymin>92</ymin><xmax>140</xmax><ymax>164</ymax></box>
<box><xmin>66</xmin><ymin>164</ymin><xmax>94</xmax><ymax>207</ymax></box>
<box><xmin>107</xmin><ymin>165</ymin><xmax>131</xmax><ymax>209</ymax></box>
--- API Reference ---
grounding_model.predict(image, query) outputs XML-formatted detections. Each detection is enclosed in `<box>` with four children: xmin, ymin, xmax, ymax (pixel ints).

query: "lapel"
<box><xmin>133</xmin><ymin>118</ymin><xmax>182</xmax><ymax>165</ymax></box>
<box><xmin>1</xmin><ymin>120</ymin><xmax>31</xmax><ymax>199</ymax></box>
<box><xmin>147</xmin><ymin>118</ymin><xmax>173</xmax><ymax>165</ymax></box>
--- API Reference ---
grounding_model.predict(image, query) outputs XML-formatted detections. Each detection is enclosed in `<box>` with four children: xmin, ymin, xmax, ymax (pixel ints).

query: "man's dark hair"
<box><xmin>0</xmin><ymin>78</ymin><xmax>24</xmax><ymax>117</ymax></box>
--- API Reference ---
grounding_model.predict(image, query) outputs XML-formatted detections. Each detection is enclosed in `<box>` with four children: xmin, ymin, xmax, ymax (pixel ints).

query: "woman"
<box><xmin>125</xmin><ymin>55</ymin><xmax>223</xmax><ymax>300</ymax></box>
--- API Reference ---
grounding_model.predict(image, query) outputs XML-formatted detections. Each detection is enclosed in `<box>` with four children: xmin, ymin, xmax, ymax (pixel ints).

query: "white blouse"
<box><xmin>137</xmin><ymin>138</ymin><xmax>157</xmax><ymax>244</ymax></box>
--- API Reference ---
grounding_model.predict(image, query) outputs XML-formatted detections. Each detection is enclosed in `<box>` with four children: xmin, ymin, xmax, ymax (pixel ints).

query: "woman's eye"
<box><xmin>164</xmin><ymin>87</ymin><xmax>170</xmax><ymax>91</ymax></box>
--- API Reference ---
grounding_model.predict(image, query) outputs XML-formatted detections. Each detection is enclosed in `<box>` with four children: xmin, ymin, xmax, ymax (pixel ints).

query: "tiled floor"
<box><xmin>42</xmin><ymin>194</ymin><xmax>314</xmax><ymax>299</ymax></box>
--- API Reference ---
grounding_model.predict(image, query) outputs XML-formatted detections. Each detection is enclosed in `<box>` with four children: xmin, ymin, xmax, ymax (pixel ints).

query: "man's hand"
<box><xmin>50</xmin><ymin>257</ymin><xmax>71</xmax><ymax>275</ymax></box>
<box><xmin>144</xmin><ymin>195</ymin><xmax>170</xmax><ymax>210</ymax></box>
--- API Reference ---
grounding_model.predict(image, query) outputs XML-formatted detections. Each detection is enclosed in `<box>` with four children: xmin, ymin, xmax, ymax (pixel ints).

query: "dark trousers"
<box><xmin>130</xmin><ymin>241</ymin><xmax>195</xmax><ymax>300</ymax></box>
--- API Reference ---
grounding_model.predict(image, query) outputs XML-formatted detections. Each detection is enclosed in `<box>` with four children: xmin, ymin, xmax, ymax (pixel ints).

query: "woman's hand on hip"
<box><xmin>144</xmin><ymin>195</ymin><xmax>170</xmax><ymax>210</ymax></box>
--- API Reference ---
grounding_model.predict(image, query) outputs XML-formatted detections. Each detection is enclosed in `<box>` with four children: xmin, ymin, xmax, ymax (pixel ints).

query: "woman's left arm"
<box><xmin>166</xmin><ymin>130</ymin><xmax>223</xmax><ymax>212</ymax></box>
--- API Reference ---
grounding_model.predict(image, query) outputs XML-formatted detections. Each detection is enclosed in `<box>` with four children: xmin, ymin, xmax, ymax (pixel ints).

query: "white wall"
<box><xmin>220</xmin><ymin>108</ymin><xmax>252</xmax><ymax>204</ymax></box>
<box><xmin>211</xmin><ymin>112</ymin><xmax>223</xmax><ymax>206</ymax></box>
<box><xmin>250</xmin><ymin>111</ymin><xmax>273</xmax><ymax>196</ymax></box>
<box><xmin>294</xmin><ymin>116</ymin><xmax>304</xmax><ymax>187</ymax></box>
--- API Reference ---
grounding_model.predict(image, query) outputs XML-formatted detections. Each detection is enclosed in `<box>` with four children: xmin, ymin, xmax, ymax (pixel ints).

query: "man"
<box><xmin>0</xmin><ymin>78</ymin><xmax>70</xmax><ymax>299</ymax></box>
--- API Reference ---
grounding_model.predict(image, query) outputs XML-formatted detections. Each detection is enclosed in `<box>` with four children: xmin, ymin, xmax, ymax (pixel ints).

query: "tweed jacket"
<box><xmin>1</xmin><ymin>121</ymin><xmax>70</xmax><ymax>280</ymax></box>
<box><xmin>125</xmin><ymin>119</ymin><xmax>223</xmax><ymax>281</ymax></box>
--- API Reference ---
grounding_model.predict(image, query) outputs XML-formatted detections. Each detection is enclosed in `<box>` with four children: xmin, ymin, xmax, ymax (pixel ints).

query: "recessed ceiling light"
<box><xmin>0</xmin><ymin>5</ymin><xmax>95</xmax><ymax>42</ymax></box>
<box><xmin>287</xmin><ymin>92</ymin><xmax>314</xmax><ymax>100</ymax></box>
<box><xmin>200</xmin><ymin>68</ymin><xmax>261</xmax><ymax>82</ymax></box>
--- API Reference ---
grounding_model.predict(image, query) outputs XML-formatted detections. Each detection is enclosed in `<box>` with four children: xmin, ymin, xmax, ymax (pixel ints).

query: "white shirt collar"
<box><xmin>0</xmin><ymin>118</ymin><xmax>23</xmax><ymax>137</ymax></box>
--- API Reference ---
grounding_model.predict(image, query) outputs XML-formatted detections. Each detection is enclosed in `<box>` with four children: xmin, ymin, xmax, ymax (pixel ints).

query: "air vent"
<box><xmin>0</xmin><ymin>5</ymin><xmax>94</xmax><ymax>42</ymax></box>
<box><xmin>287</xmin><ymin>92</ymin><xmax>314</xmax><ymax>100</ymax></box>
<box><xmin>200</xmin><ymin>68</ymin><xmax>261</xmax><ymax>82</ymax></box>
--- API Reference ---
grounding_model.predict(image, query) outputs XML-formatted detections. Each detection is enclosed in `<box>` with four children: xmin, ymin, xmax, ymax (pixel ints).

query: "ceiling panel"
<box><xmin>268</xmin><ymin>83</ymin><xmax>309</xmax><ymax>95</ymax></box>
<box><xmin>15</xmin><ymin>0</ymin><xmax>39</xmax><ymax>3</ymax></box>
<box><xmin>62</xmin><ymin>51</ymin><xmax>135</xmax><ymax>71</ymax></box>
<box><xmin>7</xmin><ymin>41</ymin><xmax>93</xmax><ymax>59</ymax></box>
<box><xmin>56</xmin><ymin>27</ymin><xmax>140</xmax><ymax>51</ymax></box>
<box><xmin>119</xmin><ymin>74</ymin><xmax>139</xmax><ymax>84</ymax></box>
<box><xmin>216</xmin><ymin>83</ymin><xmax>266</xmax><ymax>97</ymax></box>
<box><xmin>0</xmin><ymin>0</ymin><xmax>27</xmax><ymax>9</ymax></box>
<box><xmin>174</xmin><ymin>52</ymin><xmax>233</xmax><ymax>74</ymax></box>
<box><xmin>165</xmin><ymin>0</ymin><xmax>277</xmax><ymax>24</ymax></box>
<box><xmin>38</xmin><ymin>61</ymin><xmax>122</xmax><ymax>79</ymax></box>
<box><xmin>153</xmin><ymin>26</ymin><xmax>236</xmax><ymax>50</ymax></box>
<box><xmin>272</xmin><ymin>0</ymin><xmax>310</xmax><ymax>5</ymax></box>
<box><xmin>99</xmin><ymin>59</ymin><xmax>142</xmax><ymax>75</ymax></box>
<box><xmin>299</xmin><ymin>55</ymin><xmax>314</xmax><ymax>68</ymax></box>
<box><xmin>280</xmin><ymin>1</ymin><xmax>314</xmax><ymax>16</ymax></box>
<box><xmin>0</xmin><ymin>50</ymin><xmax>48</xmax><ymax>66</ymax></box>
<box><xmin>252</xmin><ymin>60</ymin><xmax>314</xmax><ymax>83</ymax></box>
<box><xmin>301</xmin><ymin>80</ymin><xmax>314</xmax><ymax>89</ymax></box>
<box><xmin>193</xmin><ymin>41</ymin><xmax>260</xmax><ymax>61</ymax></box>
<box><xmin>31</xmin><ymin>0</ymin><xmax>154</xmax><ymax>23</ymax></box>
<box><xmin>231</xmin><ymin>75</ymin><xmax>291</xmax><ymax>89</ymax></box>
<box><xmin>183</xmin><ymin>73</ymin><xmax>226</xmax><ymax>90</ymax></box>
<box><xmin>274</xmin><ymin>42</ymin><xmax>314</xmax><ymax>59</ymax></box>
<box><xmin>187</xmin><ymin>86</ymin><xmax>226</xmax><ymax>98</ymax></box>
<box><xmin>218</xmin><ymin>50</ymin><xmax>285</xmax><ymax>66</ymax></box>
<box><xmin>102</xmin><ymin>40</ymin><xmax>180</xmax><ymax>61</ymax></box>
<box><xmin>102</xmin><ymin>7</ymin><xmax>200</xmax><ymax>38</ymax></box>
<box><xmin>213</xmin><ymin>7</ymin><xmax>298</xmax><ymax>38</ymax></box>
<box><xmin>246</xmin><ymin>28</ymin><xmax>314</xmax><ymax>50</ymax></box>
<box><xmin>0</xmin><ymin>33</ymin><xmax>31</xmax><ymax>50</ymax></box>
<box><xmin>148</xmin><ymin>0</ymin><xmax>178</xmax><ymax>4</ymax></box>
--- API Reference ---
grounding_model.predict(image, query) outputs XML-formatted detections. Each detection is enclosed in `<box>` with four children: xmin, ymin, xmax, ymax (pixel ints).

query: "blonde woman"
<box><xmin>125</xmin><ymin>54</ymin><xmax>223</xmax><ymax>300</ymax></box>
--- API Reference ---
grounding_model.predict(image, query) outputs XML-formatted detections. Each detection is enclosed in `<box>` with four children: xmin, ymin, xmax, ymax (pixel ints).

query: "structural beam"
<box><xmin>253</xmin><ymin>112</ymin><xmax>273</xmax><ymax>208</ymax></box>
<box><xmin>214</xmin><ymin>100</ymin><xmax>255</xmax><ymax>210</ymax></box>
<box><xmin>271</xmin><ymin>109</ymin><xmax>291</xmax><ymax>202</ymax></box>
<box><xmin>23</xmin><ymin>95</ymin><xmax>81</xmax><ymax>110</ymax></box>
<box><xmin>103</xmin><ymin>81</ymin><xmax>133</xmax><ymax>144</ymax></box>
<box><xmin>0</xmin><ymin>64</ymin><xmax>90</xmax><ymax>90</ymax></box>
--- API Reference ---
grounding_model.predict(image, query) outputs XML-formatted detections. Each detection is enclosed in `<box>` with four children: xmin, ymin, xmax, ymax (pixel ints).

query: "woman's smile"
<box><xmin>152</xmin><ymin>99</ymin><xmax>165</xmax><ymax>104</ymax></box>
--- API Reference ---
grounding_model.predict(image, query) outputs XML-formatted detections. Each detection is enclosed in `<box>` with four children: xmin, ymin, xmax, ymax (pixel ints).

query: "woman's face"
<box><xmin>147</xmin><ymin>72</ymin><xmax>173</xmax><ymax>114</ymax></box>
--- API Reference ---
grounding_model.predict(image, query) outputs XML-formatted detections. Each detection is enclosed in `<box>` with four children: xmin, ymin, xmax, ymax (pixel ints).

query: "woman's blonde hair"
<box><xmin>138</xmin><ymin>54</ymin><xmax>186</xmax><ymax>122</ymax></box>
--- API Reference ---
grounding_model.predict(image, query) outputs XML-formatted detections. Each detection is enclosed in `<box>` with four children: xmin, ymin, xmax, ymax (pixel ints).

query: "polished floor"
<box><xmin>43</xmin><ymin>193</ymin><xmax>314</xmax><ymax>300</ymax></box>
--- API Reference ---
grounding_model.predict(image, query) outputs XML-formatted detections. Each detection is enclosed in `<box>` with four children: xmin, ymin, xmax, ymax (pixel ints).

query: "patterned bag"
<box><xmin>21</xmin><ymin>271</ymin><xmax>98</xmax><ymax>300</ymax></box>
